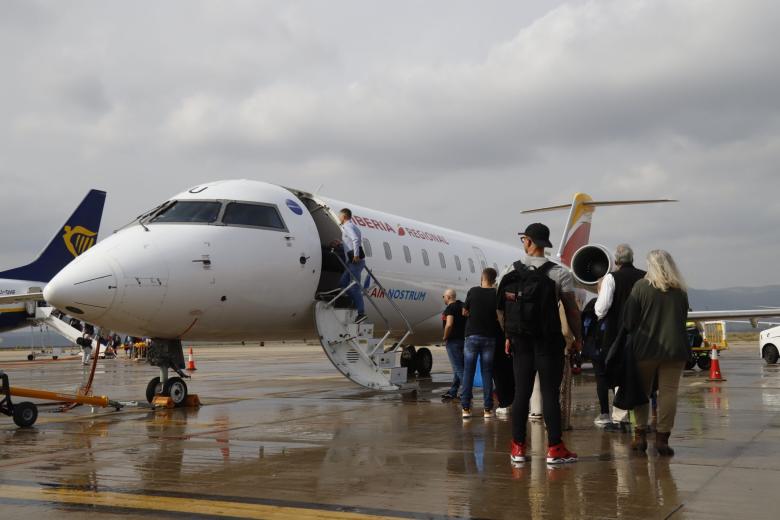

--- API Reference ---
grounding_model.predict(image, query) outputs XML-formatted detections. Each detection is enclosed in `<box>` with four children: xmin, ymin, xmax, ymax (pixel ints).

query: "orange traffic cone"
<box><xmin>707</xmin><ymin>346</ymin><xmax>726</xmax><ymax>381</ymax></box>
<box><xmin>186</xmin><ymin>347</ymin><xmax>197</xmax><ymax>371</ymax></box>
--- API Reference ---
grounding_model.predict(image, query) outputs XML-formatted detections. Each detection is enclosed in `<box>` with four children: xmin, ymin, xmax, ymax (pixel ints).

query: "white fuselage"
<box><xmin>43</xmin><ymin>180</ymin><xmax>523</xmax><ymax>344</ymax></box>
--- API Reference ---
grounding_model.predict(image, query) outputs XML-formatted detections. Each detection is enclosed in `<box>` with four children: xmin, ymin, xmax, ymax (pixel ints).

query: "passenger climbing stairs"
<box><xmin>314</xmin><ymin>254</ymin><xmax>414</xmax><ymax>391</ymax></box>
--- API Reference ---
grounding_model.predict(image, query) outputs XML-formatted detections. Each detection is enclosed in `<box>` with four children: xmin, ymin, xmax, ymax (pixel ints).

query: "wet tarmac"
<box><xmin>0</xmin><ymin>342</ymin><xmax>778</xmax><ymax>519</ymax></box>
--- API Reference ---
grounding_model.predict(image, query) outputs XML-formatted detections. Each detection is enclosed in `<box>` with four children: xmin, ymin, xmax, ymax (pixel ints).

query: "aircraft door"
<box><xmin>295</xmin><ymin>195</ymin><xmax>344</xmax><ymax>294</ymax></box>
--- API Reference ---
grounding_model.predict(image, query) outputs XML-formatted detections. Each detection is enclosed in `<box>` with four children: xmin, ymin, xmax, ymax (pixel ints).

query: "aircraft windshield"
<box><xmin>150</xmin><ymin>201</ymin><xmax>221</xmax><ymax>224</ymax></box>
<box><xmin>222</xmin><ymin>202</ymin><xmax>286</xmax><ymax>230</ymax></box>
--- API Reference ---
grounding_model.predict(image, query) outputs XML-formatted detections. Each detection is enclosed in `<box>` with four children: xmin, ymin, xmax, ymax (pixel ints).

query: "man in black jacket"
<box><xmin>594</xmin><ymin>244</ymin><xmax>646</xmax><ymax>429</ymax></box>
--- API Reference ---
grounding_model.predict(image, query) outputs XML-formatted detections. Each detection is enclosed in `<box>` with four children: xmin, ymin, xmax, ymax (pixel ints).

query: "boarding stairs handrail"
<box><xmin>324</xmin><ymin>249</ymin><xmax>414</xmax><ymax>356</ymax></box>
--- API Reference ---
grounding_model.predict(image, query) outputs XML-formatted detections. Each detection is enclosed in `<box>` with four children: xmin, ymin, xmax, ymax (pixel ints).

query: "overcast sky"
<box><xmin>1</xmin><ymin>0</ymin><xmax>779</xmax><ymax>289</ymax></box>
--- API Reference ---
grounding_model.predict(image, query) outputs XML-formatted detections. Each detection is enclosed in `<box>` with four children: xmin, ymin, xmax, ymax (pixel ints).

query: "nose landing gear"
<box><xmin>145</xmin><ymin>339</ymin><xmax>200</xmax><ymax>409</ymax></box>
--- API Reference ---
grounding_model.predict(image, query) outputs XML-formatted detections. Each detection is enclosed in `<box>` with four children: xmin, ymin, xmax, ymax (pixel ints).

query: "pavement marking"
<box><xmin>0</xmin><ymin>484</ymin><xmax>413</xmax><ymax>520</ymax></box>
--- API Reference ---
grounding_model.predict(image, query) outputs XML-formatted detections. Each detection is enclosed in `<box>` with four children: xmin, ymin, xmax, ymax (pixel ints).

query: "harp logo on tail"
<box><xmin>62</xmin><ymin>225</ymin><xmax>97</xmax><ymax>258</ymax></box>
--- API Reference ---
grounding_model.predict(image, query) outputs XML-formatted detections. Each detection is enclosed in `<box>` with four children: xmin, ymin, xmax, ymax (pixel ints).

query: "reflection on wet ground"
<box><xmin>0</xmin><ymin>343</ymin><xmax>778</xmax><ymax>519</ymax></box>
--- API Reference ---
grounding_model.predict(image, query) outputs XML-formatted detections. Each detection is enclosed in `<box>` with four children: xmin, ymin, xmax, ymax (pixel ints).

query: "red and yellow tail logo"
<box><xmin>62</xmin><ymin>225</ymin><xmax>97</xmax><ymax>258</ymax></box>
<box><xmin>559</xmin><ymin>193</ymin><xmax>595</xmax><ymax>267</ymax></box>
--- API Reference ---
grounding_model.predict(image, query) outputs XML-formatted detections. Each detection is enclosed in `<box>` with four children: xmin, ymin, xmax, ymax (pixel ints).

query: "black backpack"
<box><xmin>499</xmin><ymin>260</ymin><xmax>564</xmax><ymax>348</ymax></box>
<box><xmin>581</xmin><ymin>298</ymin><xmax>606</xmax><ymax>360</ymax></box>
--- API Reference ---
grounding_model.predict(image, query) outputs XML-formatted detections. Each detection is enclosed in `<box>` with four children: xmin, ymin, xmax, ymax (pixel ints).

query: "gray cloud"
<box><xmin>1</xmin><ymin>0</ymin><xmax>779</xmax><ymax>290</ymax></box>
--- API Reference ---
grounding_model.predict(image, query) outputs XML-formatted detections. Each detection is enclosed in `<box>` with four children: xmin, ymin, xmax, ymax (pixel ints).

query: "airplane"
<box><xmin>24</xmin><ymin>180</ymin><xmax>780</xmax><ymax>404</ymax></box>
<box><xmin>0</xmin><ymin>189</ymin><xmax>106</xmax><ymax>334</ymax></box>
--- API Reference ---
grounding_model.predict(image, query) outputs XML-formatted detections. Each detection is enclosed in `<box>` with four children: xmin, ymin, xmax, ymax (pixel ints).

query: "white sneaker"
<box><xmin>462</xmin><ymin>408</ymin><xmax>471</xmax><ymax>419</ymax></box>
<box><xmin>594</xmin><ymin>413</ymin><xmax>612</xmax><ymax>427</ymax></box>
<box><xmin>483</xmin><ymin>409</ymin><xmax>495</xmax><ymax>419</ymax></box>
<box><xmin>495</xmin><ymin>407</ymin><xmax>510</xmax><ymax>417</ymax></box>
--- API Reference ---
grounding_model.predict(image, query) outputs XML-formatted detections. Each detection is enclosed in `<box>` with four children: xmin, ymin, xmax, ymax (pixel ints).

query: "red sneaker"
<box><xmin>510</xmin><ymin>440</ymin><xmax>526</xmax><ymax>463</ymax></box>
<box><xmin>546</xmin><ymin>442</ymin><xmax>577</xmax><ymax>464</ymax></box>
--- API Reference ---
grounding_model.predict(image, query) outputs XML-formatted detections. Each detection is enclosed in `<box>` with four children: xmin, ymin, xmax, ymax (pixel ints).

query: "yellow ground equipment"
<box><xmin>0</xmin><ymin>371</ymin><xmax>122</xmax><ymax>428</ymax></box>
<box><xmin>686</xmin><ymin>321</ymin><xmax>728</xmax><ymax>371</ymax></box>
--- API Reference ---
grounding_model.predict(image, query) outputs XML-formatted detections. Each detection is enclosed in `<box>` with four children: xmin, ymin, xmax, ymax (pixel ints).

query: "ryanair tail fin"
<box><xmin>0</xmin><ymin>189</ymin><xmax>107</xmax><ymax>282</ymax></box>
<box><xmin>522</xmin><ymin>193</ymin><xmax>675</xmax><ymax>267</ymax></box>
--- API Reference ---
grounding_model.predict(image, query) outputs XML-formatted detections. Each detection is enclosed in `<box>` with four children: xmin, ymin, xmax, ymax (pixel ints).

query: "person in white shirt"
<box><xmin>335</xmin><ymin>208</ymin><xmax>367</xmax><ymax>324</ymax></box>
<box><xmin>593</xmin><ymin>244</ymin><xmax>646</xmax><ymax>429</ymax></box>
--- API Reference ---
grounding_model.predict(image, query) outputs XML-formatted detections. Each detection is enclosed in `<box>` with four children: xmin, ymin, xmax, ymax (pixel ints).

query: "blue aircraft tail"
<box><xmin>0</xmin><ymin>189</ymin><xmax>107</xmax><ymax>283</ymax></box>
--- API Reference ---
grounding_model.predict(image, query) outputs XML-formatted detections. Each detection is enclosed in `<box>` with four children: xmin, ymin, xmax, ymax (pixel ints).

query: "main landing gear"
<box><xmin>400</xmin><ymin>346</ymin><xmax>433</xmax><ymax>378</ymax></box>
<box><xmin>145</xmin><ymin>339</ymin><xmax>200</xmax><ymax>408</ymax></box>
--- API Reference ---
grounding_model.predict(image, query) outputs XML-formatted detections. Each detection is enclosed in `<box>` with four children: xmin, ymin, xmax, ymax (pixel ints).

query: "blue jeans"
<box><xmin>445</xmin><ymin>339</ymin><xmax>465</xmax><ymax>397</ymax></box>
<box><xmin>461</xmin><ymin>335</ymin><xmax>495</xmax><ymax>410</ymax></box>
<box><xmin>339</xmin><ymin>259</ymin><xmax>366</xmax><ymax>314</ymax></box>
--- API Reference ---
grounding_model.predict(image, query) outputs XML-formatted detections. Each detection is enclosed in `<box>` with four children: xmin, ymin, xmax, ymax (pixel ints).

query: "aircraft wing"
<box><xmin>0</xmin><ymin>292</ymin><xmax>44</xmax><ymax>305</ymax></box>
<box><xmin>688</xmin><ymin>309</ymin><xmax>780</xmax><ymax>322</ymax></box>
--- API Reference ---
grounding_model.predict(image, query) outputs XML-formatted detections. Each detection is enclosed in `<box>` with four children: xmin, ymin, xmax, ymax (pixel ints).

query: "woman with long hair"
<box><xmin>623</xmin><ymin>250</ymin><xmax>689</xmax><ymax>456</ymax></box>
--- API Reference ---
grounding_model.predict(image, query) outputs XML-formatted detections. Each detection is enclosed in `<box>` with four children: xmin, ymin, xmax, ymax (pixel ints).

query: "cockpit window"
<box><xmin>222</xmin><ymin>202</ymin><xmax>287</xmax><ymax>231</ymax></box>
<box><xmin>150</xmin><ymin>201</ymin><xmax>221</xmax><ymax>224</ymax></box>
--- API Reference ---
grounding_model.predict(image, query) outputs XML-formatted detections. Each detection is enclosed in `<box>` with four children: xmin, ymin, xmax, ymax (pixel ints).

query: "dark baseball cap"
<box><xmin>519</xmin><ymin>222</ymin><xmax>553</xmax><ymax>248</ymax></box>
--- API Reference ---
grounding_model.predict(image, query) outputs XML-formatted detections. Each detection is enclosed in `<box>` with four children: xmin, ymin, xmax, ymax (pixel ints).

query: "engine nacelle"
<box><xmin>570</xmin><ymin>244</ymin><xmax>613</xmax><ymax>286</ymax></box>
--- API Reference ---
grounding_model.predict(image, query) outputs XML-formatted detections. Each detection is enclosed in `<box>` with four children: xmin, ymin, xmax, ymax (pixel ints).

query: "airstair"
<box><xmin>32</xmin><ymin>306</ymin><xmax>106</xmax><ymax>357</ymax></box>
<box><xmin>314</xmin><ymin>252</ymin><xmax>414</xmax><ymax>391</ymax></box>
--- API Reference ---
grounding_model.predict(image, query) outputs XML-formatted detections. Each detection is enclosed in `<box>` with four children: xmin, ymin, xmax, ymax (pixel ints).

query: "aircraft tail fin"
<box><xmin>522</xmin><ymin>194</ymin><xmax>675</xmax><ymax>267</ymax></box>
<box><xmin>0</xmin><ymin>189</ymin><xmax>107</xmax><ymax>282</ymax></box>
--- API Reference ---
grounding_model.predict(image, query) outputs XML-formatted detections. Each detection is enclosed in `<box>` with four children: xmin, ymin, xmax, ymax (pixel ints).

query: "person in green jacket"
<box><xmin>623</xmin><ymin>249</ymin><xmax>689</xmax><ymax>456</ymax></box>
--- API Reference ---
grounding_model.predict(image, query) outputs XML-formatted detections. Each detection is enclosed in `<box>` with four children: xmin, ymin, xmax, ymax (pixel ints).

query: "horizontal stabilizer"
<box><xmin>522</xmin><ymin>199</ymin><xmax>676</xmax><ymax>214</ymax></box>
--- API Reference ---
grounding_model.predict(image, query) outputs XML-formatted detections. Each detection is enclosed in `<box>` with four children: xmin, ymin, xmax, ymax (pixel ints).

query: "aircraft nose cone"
<box><xmin>44</xmin><ymin>251</ymin><xmax>118</xmax><ymax>321</ymax></box>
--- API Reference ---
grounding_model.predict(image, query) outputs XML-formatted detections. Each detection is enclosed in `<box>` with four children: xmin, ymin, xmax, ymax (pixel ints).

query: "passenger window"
<box><xmin>363</xmin><ymin>238</ymin><xmax>373</xmax><ymax>258</ymax></box>
<box><xmin>438</xmin><ymin>252</ymin><xmax>446</xmax><ymax>269</ymax></box>
<box><xmin>151</xmin><ymin>200</ymin><xmax>221</xmax><ymax>224</ymax></box>
<box><xmin>384</xmin><ymin>242</ymin><xmax>392</xmax><ymax>260</ymax></box>
<box><xmin>468</xmin><ymin>258</ymin><xmax>475</xmax><ymax>273</ymax></box>
<box><xmin>222</xmin><ymin>202</ymin><xmax>287</xmax><ymax>230</ymax></box>
<box><xmin>422</xmin><ymin>249</ymin><xmax>430</xmax><ymax>266</ymax></box>
<box><xmin>454</xmin><ymin>255</ymin><xmax>462</xmax><ymax>271</ymax></box>
<box><xmin>403</xmin><ymin>245</ymin><xmax>412</xmax><ymax>263</ymax></box>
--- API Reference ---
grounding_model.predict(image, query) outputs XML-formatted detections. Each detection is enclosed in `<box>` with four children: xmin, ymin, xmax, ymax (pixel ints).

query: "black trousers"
<box><xmin>592</xmin><ymin>355</ymin><xmax>610</xmax><ymax>415</ymax></box>
<box><xmin>510</xmin><ymin>336</ymin><xmax>564</xmax><ymax>445</ymax></box>
<box><xmin>492</xmin><ymin>337</ymin><xmax>514</xmax><ymax>408</ymax></box>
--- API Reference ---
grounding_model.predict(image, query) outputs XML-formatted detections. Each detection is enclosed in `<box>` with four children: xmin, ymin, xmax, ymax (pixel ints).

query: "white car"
<box><xmin>760</xmin><ymin>326</ymin><xmax>780</xmax><ymax>365</ymax></box>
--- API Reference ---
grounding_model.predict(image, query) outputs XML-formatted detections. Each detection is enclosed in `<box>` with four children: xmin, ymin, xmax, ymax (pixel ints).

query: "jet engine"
<box><xmin>570</xmin><ymin>245</ymin><xmax>613</xmax><ymax>286</ymax></box>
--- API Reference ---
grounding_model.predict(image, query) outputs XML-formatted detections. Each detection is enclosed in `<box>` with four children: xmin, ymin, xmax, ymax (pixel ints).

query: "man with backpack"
<box><xmin>497</xmin><ymin>223</ymin><xmax>582</xmax><ymax>464</ymax></box>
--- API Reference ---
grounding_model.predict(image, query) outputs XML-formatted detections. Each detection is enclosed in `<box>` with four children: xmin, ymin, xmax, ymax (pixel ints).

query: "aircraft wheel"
<box><xmin>415</xmin><ymin>348</ymin><xmax>433</xmax><ymax>377</ymax></box>
<box><xmin>697</xmin><ymin>355</ymin><xmax>711</xmax><ymax>371</ymax></box>
<box><xmin>52</xmin><ymin>356</ymin><xmax>58</xmax><ymax>360</ymax></box>
<box><xmin>27</xmin><ymin>354</ymin><xmax>34</xmax><ymax>361</ymax></box>
<box><xmin>145</xmin><ymin>377</ymin><xmax>162</xmax><ymax>404</ymax></box>
<box><xmin>400</xmin><ymin>346</ymin><xmax>416</xmax><ymax>376</ymax></box>
<box><xmin>13</xmin><ymin>401</ymin><xmax>38</xmax><ymax>428</ymax></box>
<box><xmin>685</xmin><ymin>353</ymin><xmax>697</xmax><ymax>371</ymax></box>
<box><xmin>163</xmin><ymin>377</ymin><xmax>188</xmax><ymax>407</ymax></box>
<box><xmin>763</xmin><ymin>344</ymin><xmax>779</xmax><ymax>365</ymax></box>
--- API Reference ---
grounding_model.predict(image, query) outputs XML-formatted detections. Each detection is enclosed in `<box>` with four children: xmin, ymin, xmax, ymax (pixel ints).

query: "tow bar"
<box><xmin>0</xmin><ymin>371</ymin><xmax>123</xmax><ymax>428</ymax></box>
